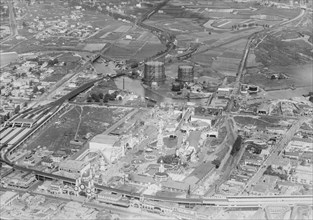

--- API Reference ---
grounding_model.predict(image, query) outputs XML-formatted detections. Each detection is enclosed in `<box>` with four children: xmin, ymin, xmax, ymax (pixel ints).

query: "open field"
<box><xmin>146</xmin><ymin>18</ymin><xmax>204</xmax><ymax>34</ymax></box>
<box><xmin>103</xmin><ymin>34</ymin><xmax>164</xmax><ymax>60</ymax></box>
<box><xmin>83</xmin><ymin>43</ymin><xmax>107</xmax><ymax>51</ymax></box>
<box><xmin>234</xmin><ymin>116</ymin><xmax>282</xmax><ymax>129</ymax></box>
<box><xmin>27</xmin><ymin>106</ymin><xmax>133</xmax><ymax>152</ymax></box>
<box><xmin>244</xmin><ymin>62</ymin><xmax>312</xmax><ymax>90</ymax></box>
<box><xmin>255</xmin><ymin>7</ymin><xmax>301</xmax><ymax>19</ymax></box>
<box><xmin>255</xmin><ymin>30</ymin><xmax>313</xmax><ymax>67</ymax></box>
<box><xmin>265</xmin><ymin>87</ymin><xmax>313</xmax><ymax>100</ymax></box>
<box><xmin>0</xmin><ymin>52</ymin><xmax>18</xmax><ymax>68</ymax></box>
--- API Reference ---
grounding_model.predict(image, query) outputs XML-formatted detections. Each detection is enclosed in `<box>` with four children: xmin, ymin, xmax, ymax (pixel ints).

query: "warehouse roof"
<box><xmin>90</xmin><ymin>134</ymin><xmax>119</xmax><ymax>145</ymax></box>
<box><xmin>59</xmin><ymin>160</ymin><xmax>88</xmax><ymax>172</ymax></box>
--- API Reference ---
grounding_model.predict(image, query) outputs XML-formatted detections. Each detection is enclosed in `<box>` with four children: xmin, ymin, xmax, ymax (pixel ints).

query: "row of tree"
<box><xmin>231</xmin><ymin>23</ymin><xmax>270</xmax><ymax>30</ymax></box>
<box><xmin>87</xmin><ymin>91</ymin><xmax>120</xmax><ymax>103</ymax></box>
<box><xmin>157</xmin><ymin>154</ymin><xmax>180</xmax><ymax>165</ymax></box>
<box><xmin>264</xmin><ymin>165</ymin><xmax>288</xmax><ymax>180</ymax></box>
<box><xmin>230</xmin><ymin>135</ymin><xmax>242</xmax><ymax>156</ymax></box>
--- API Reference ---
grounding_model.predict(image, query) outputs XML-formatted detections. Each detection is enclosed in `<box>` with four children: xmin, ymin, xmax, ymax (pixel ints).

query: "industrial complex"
<box><xmin>0</xmin><ymin>0</ymin><xmax>312</xmax><ymax>220</ymax></box>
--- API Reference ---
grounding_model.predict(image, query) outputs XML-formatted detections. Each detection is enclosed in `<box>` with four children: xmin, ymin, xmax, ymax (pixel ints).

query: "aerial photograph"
<box><xmin>0</xmin><ymin>0</ymin><xmax>312</xmax><ymax>219</ymax></box>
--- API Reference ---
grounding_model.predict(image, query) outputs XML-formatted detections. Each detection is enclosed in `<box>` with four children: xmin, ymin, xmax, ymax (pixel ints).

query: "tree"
<box><xmin>87</xmin><ymin>97</ymin><xmax>93</xmax><ymax>102</ymax></box>
<box><xmin>212</xmin><ymin>159</ymin><xmax>221</xmax><ymax>169</ymax></box>
<box><xmin>14</xmin><ymin>105</ymin><xmax>20</xmax><ymax>114</ymax></box>
<box><xmin>98</xmin><ymin>92</ymin><xmax>104</xmax><ymax>99</ymax></box>
<box><xmin>22</xmin><ymin>21</ymin><xmax>28</xmax><ymax>27</ymax></box>
<box><xmin>103</xmin><ymin>94</ymin><xmax>110</xmax><ymax>103</ymax></box>
<box><xmin>33</xmin><ymin>86</ymin><xmax>39</xmax><ymax>93</ymax></box>
<box><xmin>39</xmin><ymin>88</ymin><xmax>45</xmax><ymax>94</ymax></box>
<box><xmin>48</xmin><ymin>59</ymin><xmax>58</xmax><ymax>66</ymax></box>
<box><xmin>108</xmin><ymin>93</ymin><xmax>117</xmax><ymax>101</ymax></box>
<box><xmin>91</xmin><ymin>93</ymin><xmax>100</xmax><ymax>102</ymax></box>
<box><xmin>230</xmin><ymin>135</ymin><xmax>242</xmax><ymax>156</ymax></box>
<box><xmin>29</xmin><ymin>94</ymin><xmax>34</xmax><ymax>101</ymax></box>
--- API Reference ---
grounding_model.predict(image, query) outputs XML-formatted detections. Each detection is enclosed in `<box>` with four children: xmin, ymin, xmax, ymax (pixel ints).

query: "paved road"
<box><xmin>0</xmin><ymin>0</ymin><xmax>17</xmax><ymax>44</ymax></box>
<box><xmin>240</xmin><ymin>117</ymin><xmax>306</xmax><ymax>194</ymax></box>
<box><xmin>0</xmin><ymin>186</ymin><xmax>169</xmax><ymax>219</ymax></box>
<box><xmin>8</xmin><ymin>0</ymin><xmax>17</xmax><ymax>36</ymax></box>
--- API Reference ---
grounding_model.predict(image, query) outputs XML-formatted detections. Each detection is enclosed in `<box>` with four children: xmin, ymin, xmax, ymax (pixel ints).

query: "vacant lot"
<box><xmin>27</xmin><ymin>106</ymin><xmax>132</xmax><ymax>152</ymax></box>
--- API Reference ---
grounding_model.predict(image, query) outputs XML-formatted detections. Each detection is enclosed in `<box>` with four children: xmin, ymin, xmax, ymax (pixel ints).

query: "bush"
<box><xmin>157</xmin><ymin>154</ymin><xmax>178</xmax><ymax>164</ymax></box>
<box><xmin>264</xmin><ymin>165</ymin><xmax>288</xmax><ymax>180</ymax></box>
<box><xmin>87</xmin><ymin>97</ymin><xmax>93</xmax><ymax>102</ymax></box>
<box><xmin>98</xmin><ymin>92</ymin><xmax>104</xmax><ymax>99</ymax></box>
<box><xmin>91</xmin><ymin>93</ymin><xmax>100</xmax><ymax>102</ymax></box>
<box><xmin>212</xmin><ymin>159</ymin><xmax>221</xmax><ymax>169</ymax></box>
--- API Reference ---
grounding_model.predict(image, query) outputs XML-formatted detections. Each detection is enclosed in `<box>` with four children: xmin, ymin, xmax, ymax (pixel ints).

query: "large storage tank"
<box><xmin>143</xmin><ymin>61</ymin><xmax>165</xmax><ymax>84</ymax></box>
<box><xmin>177</xmin><ymin>65</ymin><xmax>194</xmax><ymax>83</ymax></box>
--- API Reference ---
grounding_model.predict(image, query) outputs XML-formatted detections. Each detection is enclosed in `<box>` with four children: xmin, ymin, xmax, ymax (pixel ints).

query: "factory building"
<box><xmin>89</xmin><ymin>134</ymin><xmax>125</xmax><ymax>163</ymax></box>
<box><xmin>143</xmin><ymin>61</ymin><xmax>166</xmax><ymax>85</ymax></box>
<box><xmin>177</xmin><ymin>65</ymin><xmax>194</xmax><ymax>83</ymax></box>
<box><xmin>58</xmin><ymin>160</ymin><xmax>90</xmax><ymax>174</ymax></box>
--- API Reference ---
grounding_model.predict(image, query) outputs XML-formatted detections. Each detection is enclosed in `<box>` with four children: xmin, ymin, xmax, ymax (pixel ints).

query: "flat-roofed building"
<box><xmin>58</xmin><ymin>160</ymin><xmax>90</xmax><ymax>174</ymax></box>
<box><xmin>0</xmin><ymin>191</ymin><xmax>19</xmax><ymax>206</ymax></box>
<box><xmin>286</xmin><ymin>138</ymin><xmax>313</xmax><ymax>153</ymax></box>
<box><xmin>289</xmin><ymin>165</ymin><xmax>313</xmax><ymax>185</ymax></box>
<box><xmin>129</xmin><ymin>173</ymin><xmax>154</xmax><ymax>186</ymax></box>
<box><xmin>161</xmin><ymin>180</ymin><xmax>189</xmax><ymax>193</ymax></box>
<box><xmin>257</xmin><ymin>103</ymin><xmax>270</xmax><ymax>115</ymax></box>
<box><xmin>216</xmin><ymin>87</ymin><xmax>232</xmax><ymax>99</ymax></box>
<box><xmin>98</xmin><ymin>191</ymin><xmax>122</xmax><ymax>202</ymax></box>
<box><xmin>89</xmin><ymin>134</ymin><xmax>124</xmax><ymax>163</ymax></box>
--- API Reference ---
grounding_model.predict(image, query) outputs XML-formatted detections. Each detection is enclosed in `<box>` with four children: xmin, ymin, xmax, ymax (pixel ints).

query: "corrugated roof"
<box><xmin>90</xmin><ymin>134</ymin><xmax>119</xmax><ymax>145</ymax></box>
<box><xmin>162</xmin><ymin>180</ymin><xmax>189</xmax><ymax>191</ymax></box>
<box><xmin>59</xmin><ymin>160</ymin><xmax>87</xmax><ymax>171</ymax></box>
<box><xmin>130</xmin><ymin>174</ymin><xmax>154</xmax><ymax>184</ymax></box>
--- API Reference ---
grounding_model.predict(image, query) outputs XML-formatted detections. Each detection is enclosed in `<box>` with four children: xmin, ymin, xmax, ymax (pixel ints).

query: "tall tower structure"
<box><xmin>159</xmin><ymin>159</ymin><xmax>165</xmax><ymax>173</ymax></box>
<box><xmin>177</xmin><ymin>65</ymin><xmax>194</xmax><ymax>83</ymax></box>
<box><xmin>157</xmin><ymin>120</ymin><xmax>164</xmax><ymax>152</ymax></box>
<box><xmin>143</xmin><ymin>61</ymin><xmax>166</xmax><ymax>85</ymax></box>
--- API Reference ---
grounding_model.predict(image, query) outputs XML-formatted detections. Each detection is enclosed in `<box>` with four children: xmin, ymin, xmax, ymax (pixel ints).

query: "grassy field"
<box><xmin>234</xmin><ymin>116</ymin><xmax>281</xmax><ymax>129</ymax></box>
<box><xmin>27</xmin><ymin>106</ymin><xmax>132</xmax><ymax>152</ymax></box>
<box><xmin>255</xmin><ymin>34</ymin><xmax>313</xmax><ymax>67</ymax></box>
<box><xmin>244</xmin><ymin>62</ymin><xmax>313</xmax><ymax>90</ymax></box>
